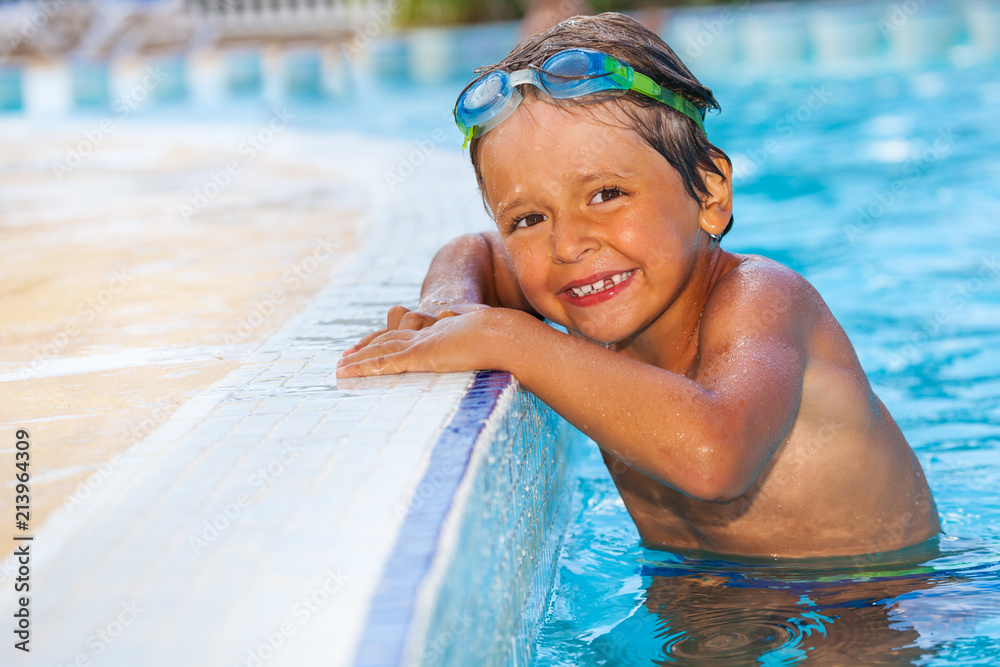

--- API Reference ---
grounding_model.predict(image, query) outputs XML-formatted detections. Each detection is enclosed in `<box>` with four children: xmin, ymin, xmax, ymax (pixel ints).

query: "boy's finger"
<box><xmin>341</xmin><ymin>328</ymin><xmax>389</xmax><ymax>356</ymax></box>
<box><xmin>386</xmin><ymin>305</ymin><xmax>411</xmax><ymax>330</ymax></box>
<box><xmin>336</xmin><ymin>355</ymin><xmax>401</xmax><ymax>378</ymax></box>
<box><xmin>398</xmin><ymin>310</ymin><xmax>438</xmax><ymax>330</ymax></box>
<box><xmin>337</xmin><ymin>344</ymin><xmax>412</xmax><ymax>377</ymax></box>
<box><xmin>339</xmin><ymin>330</ymin><xmax>416</xmax><ymax>365</ymax></box>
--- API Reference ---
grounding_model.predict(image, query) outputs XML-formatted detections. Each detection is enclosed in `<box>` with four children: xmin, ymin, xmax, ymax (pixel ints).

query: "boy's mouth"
<box><xmin>563</xmin><ymin>270</ymin><xmax>635</xmax><ymax>299</ymax></box>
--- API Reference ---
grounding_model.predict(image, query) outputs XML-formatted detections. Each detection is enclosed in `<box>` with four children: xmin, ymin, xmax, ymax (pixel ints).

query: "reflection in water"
<box><xmin>643</xmin><ymin>557</ymin><xmax>934</xmax><ymax>665</ymax></box>
<box><xmin>573</xmin><ymin>538</ymin><xmax>1000</xmax><ymax>666</ymax></box>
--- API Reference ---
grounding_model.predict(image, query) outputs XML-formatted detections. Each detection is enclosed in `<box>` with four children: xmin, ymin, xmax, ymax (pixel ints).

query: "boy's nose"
<box><xmin>550</xmin><ymin>215</ymin><xmax>599</xmax><ymax>264</ymax></box>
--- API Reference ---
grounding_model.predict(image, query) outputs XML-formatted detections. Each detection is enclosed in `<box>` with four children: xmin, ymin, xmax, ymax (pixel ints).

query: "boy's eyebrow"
<box><xmin>571</xmin><ymin>169</ymin><xmax>637</xmax><ymax>185</ymax></box>
<box><xmin>496</xmin><ymin>197</ymin><xmax>529</xmax><ymax>218</ymax></box>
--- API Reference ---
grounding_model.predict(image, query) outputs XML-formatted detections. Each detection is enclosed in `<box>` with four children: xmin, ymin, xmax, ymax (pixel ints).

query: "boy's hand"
<box><xmin>341</xmin><ymin>301</ymin><xmax>491</xmax><ymax>357</ymax></box>
<box><xmin>336</xmin><ymin>308</ymin><xmax>505</xmax><ymax>377</ymax></box>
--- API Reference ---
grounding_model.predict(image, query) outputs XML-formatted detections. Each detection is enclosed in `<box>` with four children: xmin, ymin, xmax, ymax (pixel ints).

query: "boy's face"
<box><xmin>479</xmin><ymin>99</ymin><xmax>719</xmax><ymax>346</ymax></box>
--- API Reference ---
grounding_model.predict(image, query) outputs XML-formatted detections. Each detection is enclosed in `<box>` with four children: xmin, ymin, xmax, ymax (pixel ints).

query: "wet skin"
<box><xmin>338</xmin><ymin>98</ymin><xmax>940</xmax><ymax>558</ymax></box>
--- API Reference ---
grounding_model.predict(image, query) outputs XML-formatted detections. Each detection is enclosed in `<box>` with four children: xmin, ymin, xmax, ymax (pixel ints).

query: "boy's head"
<box><xmin>458</xmin><ymin>12</ymin><xmax>733</xmax><ymax>238</ymax></box>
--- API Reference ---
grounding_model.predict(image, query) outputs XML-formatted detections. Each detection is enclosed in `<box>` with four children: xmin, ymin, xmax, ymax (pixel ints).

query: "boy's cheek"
<box><xmin>518</xmin><ymin>284</ymin><xmax>556</xmax><ymax>319</ymax></box>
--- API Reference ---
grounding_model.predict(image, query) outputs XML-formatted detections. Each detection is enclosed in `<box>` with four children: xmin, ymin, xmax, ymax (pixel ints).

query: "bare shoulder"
<box><xmin>701</xmin><ymin>253</ymin><xmax>825</xmax><ymax>342</ymax></box>
<box><xmin>702</xmin><ymin>253</ymin><xmax>874</xmax><ymax>416</ymax></box>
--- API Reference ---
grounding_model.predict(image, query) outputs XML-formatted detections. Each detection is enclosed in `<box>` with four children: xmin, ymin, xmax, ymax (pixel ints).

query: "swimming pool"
<box><xmin>529</xmin><ymin>17</ymin><xmax>1000</xmax><ymax>667</ymax></box>
<box><xmin>355</xmin><ymin>21</ymin><xmax>1000</xmax><ymax>660</ymax></box>
<box><xmin>7</xmin><ymin>0</ymin><xmax>999</xmax><ymax>663</ymax></box>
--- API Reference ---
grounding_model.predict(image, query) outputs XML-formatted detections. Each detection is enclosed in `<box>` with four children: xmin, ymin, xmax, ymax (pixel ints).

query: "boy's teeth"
<box><xmin>569</xmin><ymin>270</ymin><xmax>633</xmax><ymax>298</ymax></box>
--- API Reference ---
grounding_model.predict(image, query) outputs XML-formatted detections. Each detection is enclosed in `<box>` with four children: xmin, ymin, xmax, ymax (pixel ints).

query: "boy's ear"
<box><xmin>698</xmin><ymin>156</ymin><xmax>733</xmax><ymax>237</ymax></box>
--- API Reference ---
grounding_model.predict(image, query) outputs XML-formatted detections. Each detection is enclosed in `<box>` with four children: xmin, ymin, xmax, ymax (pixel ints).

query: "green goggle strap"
<box><xmin>602</xmin><ymin>55</ymin><xmax>705</xmax><ymax>132</ymax></box>
<box><xmin>631</xmin><ymin>71</ymin><xmax>706</xmax><ymax>132</ymax></box>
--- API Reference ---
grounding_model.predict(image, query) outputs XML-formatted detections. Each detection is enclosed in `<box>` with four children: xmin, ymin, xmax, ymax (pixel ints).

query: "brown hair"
<box><xmin>464</xmin><ymin>12</ymin><xmax>733</xmax><ymax>238</ymax></box>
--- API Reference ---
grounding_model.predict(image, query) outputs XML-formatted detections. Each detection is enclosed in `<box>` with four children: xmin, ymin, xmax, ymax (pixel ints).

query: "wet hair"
<box><xmin>464</xmin><ymin>12</ymin><xmax>733</xmax><ymax>238</ymax></box>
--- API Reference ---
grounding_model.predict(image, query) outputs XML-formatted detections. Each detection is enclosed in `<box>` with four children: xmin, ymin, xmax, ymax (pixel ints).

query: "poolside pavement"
<box><xmin>0</xmin><ymin>117</ymin><xmax>491</xmax><ymax>665</ymax></box>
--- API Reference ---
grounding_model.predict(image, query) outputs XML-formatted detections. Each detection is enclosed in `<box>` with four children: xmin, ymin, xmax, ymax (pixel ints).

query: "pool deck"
<box><xmin>9</xmin><ymin>1</ymin><xmax>999</xmax><ymax>662</ymax></box>
<box><xmin>0</xmin><ymin>119</ymin><xmax>493</xmax><ymax>665</ymax></box>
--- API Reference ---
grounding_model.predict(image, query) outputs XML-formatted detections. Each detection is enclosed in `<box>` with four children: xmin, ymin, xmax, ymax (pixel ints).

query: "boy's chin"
<box><xmin>565</xmin><ymin>325</ymin><xmax>626</xmax><ymax>347</ymax></box>
<box><xmin>544</xmin><ymin>313</ymin><xmax>633</xmax><ymax>346</ymax></box>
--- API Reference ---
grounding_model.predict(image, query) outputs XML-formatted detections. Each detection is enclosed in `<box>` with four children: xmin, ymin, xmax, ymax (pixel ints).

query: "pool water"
<box><xmin>9</xmin><ymin>11</ymin><xmax>999</xmax><ymax>665</ymax></box>
<box><xmin>530</xmin><ymin>60</ymin><xmax>1000</xmax><ymax>666</ymax></box>
<box><xmin>248</xmin><ymin>30</ymin><xmax>1000</xmax><ymax>666</ymax></box>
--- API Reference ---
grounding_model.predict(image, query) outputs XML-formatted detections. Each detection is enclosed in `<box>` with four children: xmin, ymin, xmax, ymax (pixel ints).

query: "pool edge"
<box><xmin>352</xmin><ymin>370</ymin><xmax>574</xmax><ymax>666</ymax></box>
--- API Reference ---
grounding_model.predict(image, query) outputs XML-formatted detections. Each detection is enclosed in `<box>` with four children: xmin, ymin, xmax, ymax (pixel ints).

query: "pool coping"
<box><xmin>352</xmin><ymin>370</ymin><xmax>515</xmax><ymax>666</ymax></box>
<box><xmin>0</xmin><ymin>131</ymin><xmax>504</xmax><ymax>666</ymax></box>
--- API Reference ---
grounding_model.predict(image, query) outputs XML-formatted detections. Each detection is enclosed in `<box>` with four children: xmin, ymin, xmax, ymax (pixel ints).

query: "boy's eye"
<box><xmin>513</xmin><ymin>213</ymin><xmax>546</xmax><ymax>230</ymax></box>
<box><xmin>590</xmin><ymin>187</ymin><xmax>623</xmax><ymax>205</ymax></box>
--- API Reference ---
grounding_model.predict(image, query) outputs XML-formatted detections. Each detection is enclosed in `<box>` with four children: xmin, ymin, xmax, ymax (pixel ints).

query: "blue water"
<box><xmin>8</xmin><ymin>15</ymin><xmax>999</xmax><ymax>665</ymax></box>
<box><xmin>529</xmin><ymin>62</ymin><xmax>1000</xmax><ymax>666</ymax></box>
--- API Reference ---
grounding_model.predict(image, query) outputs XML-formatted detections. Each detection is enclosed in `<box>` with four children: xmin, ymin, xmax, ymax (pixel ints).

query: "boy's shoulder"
<box><xmin>702</xmin><ymin>253</ymin><xmax>823</xmax><ymax>339</ymax></box>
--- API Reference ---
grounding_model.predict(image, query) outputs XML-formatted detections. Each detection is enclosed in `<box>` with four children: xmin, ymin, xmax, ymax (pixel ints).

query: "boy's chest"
<box><xmin>598</xmin><ymin>448</ymin><xmax>797</xmax><ymax>553</ymax></box>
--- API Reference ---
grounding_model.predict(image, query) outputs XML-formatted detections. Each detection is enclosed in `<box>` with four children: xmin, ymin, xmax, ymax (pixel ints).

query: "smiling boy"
<box><xmin>337</xmin><ymin>13</ymin><xmax>939</xmax><ymax>558</ymax></box>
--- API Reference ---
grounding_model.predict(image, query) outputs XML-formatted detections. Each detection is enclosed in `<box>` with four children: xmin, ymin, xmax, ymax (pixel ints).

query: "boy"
<box><xmin>337</xmin><ymin>13</ymin><xmax>939</xmax><ymax>558</ymax></box>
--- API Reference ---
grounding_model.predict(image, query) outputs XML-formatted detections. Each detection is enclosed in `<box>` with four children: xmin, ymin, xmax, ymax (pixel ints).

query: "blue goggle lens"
<box><xmin>456</xmin><ymin>70</ymin><xmax>513</xmax><ymax>133</ymax></box>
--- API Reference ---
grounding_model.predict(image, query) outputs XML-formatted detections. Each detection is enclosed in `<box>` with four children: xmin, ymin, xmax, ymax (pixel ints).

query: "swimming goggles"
<box><xmin>454</xmin><ymin>48</ymin><xmax>706</xmax><ymax>147</ymax></box>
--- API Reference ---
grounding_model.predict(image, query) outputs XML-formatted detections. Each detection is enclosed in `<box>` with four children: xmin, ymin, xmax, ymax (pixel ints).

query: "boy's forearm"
<box><xmin>418</xmin><ymin>233</ymin><xmax>499</xmax><ymax>309</ymax></box>
<box><xmin>490</xmin><ymin>312</ymin><xmax>721</xmax><ymax>491</ymax></box>
<box><xmin>488</xmin><ymin>310</ymin><xmax>761</xmax><ymax>503</ymax></box>
<box><xmin>419</xmin><ymin>232</ymin><xmax>535</xmax><ymax>314</ymax></box>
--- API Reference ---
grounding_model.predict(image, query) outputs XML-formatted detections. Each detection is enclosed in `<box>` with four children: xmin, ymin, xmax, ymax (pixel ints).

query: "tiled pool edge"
<box><xmin>0</xmin><ymin>133</ymin><xmax>508</xmax><ymax>666</ymax></box>
<box><xmin>353</xmin><ymin>371</ymin><xmax>575</xmax><ymax>667</ymax></box>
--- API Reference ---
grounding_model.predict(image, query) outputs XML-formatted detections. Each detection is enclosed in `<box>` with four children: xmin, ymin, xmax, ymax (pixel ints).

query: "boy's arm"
<box><xmin>496</xmin><ymin>299</ymin><xmax>806</xmax><ymax>503</ymax></box>
<box><xmin>338</xmin><ymin>264</ymin><xmax>809</xmax><ymax>503</ymax></box>
<box><xmin>416</xmin><ymin>230</ymin><xmax>536</xmax><ymax>314</ymax></box>
<box><xmin>344</xmin><ymin>232</ymin><xmax>537</xmax><ymax>354</ymax></box>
